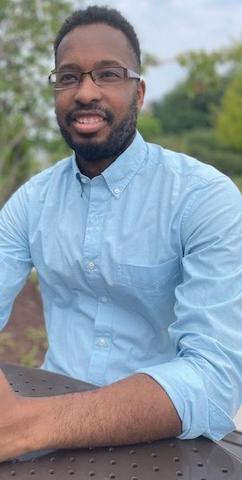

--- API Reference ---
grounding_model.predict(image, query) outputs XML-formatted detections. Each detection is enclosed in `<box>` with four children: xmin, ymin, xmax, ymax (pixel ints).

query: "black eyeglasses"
<box><xmin>48</xmin><ymin>66</ymin><xmax>141</xmax><ymax>90</ymax></box>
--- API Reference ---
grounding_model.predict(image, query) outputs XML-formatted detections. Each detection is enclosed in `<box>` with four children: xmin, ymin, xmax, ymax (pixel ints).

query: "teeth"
<box><xmin>76</xmin><ymin>116</ymin><xmax>103</xmax><ymax>125</ymax></box>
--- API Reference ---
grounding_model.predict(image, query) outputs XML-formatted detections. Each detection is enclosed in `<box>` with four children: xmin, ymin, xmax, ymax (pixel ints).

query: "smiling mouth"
<box><xmin>67</xmin><ymin>108</ymin><xmax>111</xmax><ymax>135</ymax></box>
<box><xmin>76</xmin><ymin>114</ymin><xmax>105</xmax><ymax>124</ymax></box>
<box><xmin>72</xmin><ymin>114</ymin><xmax>108</xmax><ymax>134</ymax></box>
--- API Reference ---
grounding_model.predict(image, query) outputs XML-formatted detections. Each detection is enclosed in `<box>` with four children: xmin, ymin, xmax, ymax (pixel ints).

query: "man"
<box><xmin>0</xmin><ymin>5</ymin><xmax>241</xmax><ymax>462</ymax></box>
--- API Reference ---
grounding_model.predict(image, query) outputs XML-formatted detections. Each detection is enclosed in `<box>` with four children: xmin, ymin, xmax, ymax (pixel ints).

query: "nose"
<box><xmin>73</xmin><ymin>73</ymin><xmax>102</xmax><ymax>104</ymax></box>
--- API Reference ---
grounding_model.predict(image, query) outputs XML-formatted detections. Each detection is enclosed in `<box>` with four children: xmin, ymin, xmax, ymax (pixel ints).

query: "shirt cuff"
<box><xmin>136</xmin><ymin>359</ymin><xmax>235</xmax><ymax>440</ymax></box>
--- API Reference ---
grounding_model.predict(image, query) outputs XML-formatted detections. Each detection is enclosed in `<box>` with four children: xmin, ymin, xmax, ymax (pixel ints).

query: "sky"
<box><xmin>82</xmin><ymin>0</ymin><xmax>242</xmax><ymax>106</ymax></box>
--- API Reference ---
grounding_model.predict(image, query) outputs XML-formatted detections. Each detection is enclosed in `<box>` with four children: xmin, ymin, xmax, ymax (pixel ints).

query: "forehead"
<box><xmin>56</xmin><ymin>23</ymin><xmax>136</xmax><ymax>69</ymax></box>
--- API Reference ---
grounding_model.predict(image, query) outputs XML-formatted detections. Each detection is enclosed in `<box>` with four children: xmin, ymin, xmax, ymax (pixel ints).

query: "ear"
<box><xmin>137</xmin><ymin>79</ymin><xmax>146</xmax><ymax>112</ymax></box>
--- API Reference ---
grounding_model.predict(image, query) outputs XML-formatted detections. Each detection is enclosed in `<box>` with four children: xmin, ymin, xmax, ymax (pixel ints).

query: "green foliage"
<box><xmin>0</xmin><ymin>326</ymin><xmax>48</xmax><ymax>367</ymax></box>
<box><xmin>183</xmin><ymin>129</ymin><xmax>242</xmax><ymax>176</ymax></box>
<box><xmin>178</xmin><ymin>50</ymin><xmax>223</xmax><ymax>95</ymax></box>
<box><xmin>232</xmin><ymin>176</ymin><xmax>242</xmax><ymax>192</ymax></box>
<box><xmin>20</xmin><ymin>326</ymin><xmax>48</xmax><ymax>367</ymax></box>
<box><xmin>149</xmin><ymin>41</ymin><xmax>242</xmax><ymax>178</ymax></box>
<box><xmin>141</xmin><ymin>52</ymin><xmax>160</xmax><ymax>74</ymax></box>
<box><xmin>159</xmin><ymin>129</ymin><xmax>242</xmax><ymax>177</ymax></box>
<box><xmin>177</xmin><ymin>42</ymin><xmax>242</xmax><ymax>95</ymax></box>
<box><xmin>216</xmin><ymin>75</ymin><xmax>242</xmax><ymax>151</ymax></box>
<box><xmin>151</xmin><ymin>41</ymin><xmax>242</xmax><ymax>137</ymax></box>
<box><xmin>137</xmin><ymin>113</ymin><xmax>162</xmax><ymax>142</ymax></box>
<box><xmin>0</xmin><ymin>333</ymin><xmax>15</xmax><ymax>355</ymax></box>
<box><xmin>0</xmin><ymin>0</ymin><xmax>74</xmax><ymax>205</ymax></box>
<box><xmin>152</xmin><ymin>83</ymin><xmax>221</xmax><ymax>134</ymax></box>
<box><xmin>178</xmin><ymin>51</ymin><xmax>223</xmax><ymax>96</ymax></box>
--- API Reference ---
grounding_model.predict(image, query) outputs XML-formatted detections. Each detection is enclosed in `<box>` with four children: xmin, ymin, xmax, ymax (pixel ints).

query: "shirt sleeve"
<box><xmin>0</xmin><ymin>183</ymin><xmax>33</xmax><ymax>328</ymax></box>
<box><xmin>136</xmin><ymin>175</ymin><xmax>242</xmax><ymax>440</ymax></box>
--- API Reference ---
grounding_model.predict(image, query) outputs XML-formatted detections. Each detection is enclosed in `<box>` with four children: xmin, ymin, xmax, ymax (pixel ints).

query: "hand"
<box><xmin>0</xmin><ymin>369</ymin><xmax>30</xmax><ymax>462</ymax></box>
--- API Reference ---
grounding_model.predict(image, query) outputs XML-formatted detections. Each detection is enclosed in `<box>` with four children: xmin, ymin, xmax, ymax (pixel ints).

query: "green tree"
<box><xmin>216</xmin><ymin>75</ymin><xmax>242</xmax><ymax>151</ymax></box>
<box><xmin>0</xmin><ymin>0</ymin><xmax>74</xmax><ymax>205</ymax></box>
<box><xmin>151</xmin><ymin>80</ymin><xmax>226</xmax><ymax>134</ymax></box>
<box><xmin>137</xmin><ymin>113</ymin><xmax>161</xmax><ymax>142</ymax></box>
<box><xmin>148</xmin><ymin>41</ymin><xmax>242</xmax><ymax>179</ymax></box>
<box><xmin>141</xmin><ymin>52</ymin><xmax>160</xmax><ymax>74</ymax></box>
<box><xmin>178</xmin><ymin>50</ymin><xmax>224</xmax><ymax>96</ymax></box>
<box><xmin>177</xmin><ymin>42</ymin><xmax>242</xmax><ymax>95</ymax></box>
<box><xmin>151</xmin><ymin>41</ymin><xmax>242</xmax><ymax>136</ymax></box>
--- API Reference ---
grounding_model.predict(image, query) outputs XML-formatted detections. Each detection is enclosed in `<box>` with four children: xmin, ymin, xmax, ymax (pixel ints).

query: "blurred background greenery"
<box><xmin>138</xmin><ymin>45</ymin><xmax>242</xmax><ymax>191</ymax></box>
<box><xmin>0</xmin><ymin>0</ymin><xmax>73</xmax><ymax>205</ymax></box>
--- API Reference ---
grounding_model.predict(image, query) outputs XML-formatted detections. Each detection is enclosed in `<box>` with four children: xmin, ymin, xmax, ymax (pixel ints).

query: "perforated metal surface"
<box><xmin>0</xmin><ymin>362</ymin><xmax>97</xmax><ymax>396</ymax></box>
<box><xmin>218</xmin><ymin>431</ymin><xmax>242</xmax><ymax>463</ymax></box>
<box><xmin>0</xmin><ymin>363</ymin><xmax>241</xmax><ymax>479</ymax></box>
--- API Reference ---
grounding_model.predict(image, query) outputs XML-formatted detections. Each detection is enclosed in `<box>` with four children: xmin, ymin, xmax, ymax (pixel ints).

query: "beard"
<box><xmin>56</xmin><ymin>96</ymin><xmax>138</xmax><ymax>163</ymax></box>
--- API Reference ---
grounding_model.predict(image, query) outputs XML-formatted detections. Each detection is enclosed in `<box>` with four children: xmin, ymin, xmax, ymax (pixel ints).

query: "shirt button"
<box><xmin>96</xmin><ymin>337</ymin><xmax>108</xmax><ymax>347</ymax></box>
<box><xmin>114</xmin><ymin>187</ymin><xmax>120</xmax><ymax>195</ymax></box>
<box><xmin>88</xmin><ymin>261</ymin><xmax>95</xmax><ymax>271</ymax></box>
<box><xmin>100</xmin><ymin>296</ymin><xmax>108</xmax><ymax>303</ymax></box>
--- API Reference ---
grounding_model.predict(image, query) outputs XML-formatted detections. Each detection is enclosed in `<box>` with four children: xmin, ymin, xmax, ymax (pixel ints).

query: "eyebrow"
<box><xmin>57</xmin><ymin>60</ymin><xmax>124</xmax><ymax>71</ymax></box>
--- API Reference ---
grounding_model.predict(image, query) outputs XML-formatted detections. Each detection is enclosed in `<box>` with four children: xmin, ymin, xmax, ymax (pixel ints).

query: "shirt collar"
<box><xmin>102</xmin><ymin>131</ymin><xmax>148</xmax><ymax>198</ymax></box>
<box><xmin>72</xmin><ymin>131</ymin><xmax>148</xmax><ymax>198</ymax></box>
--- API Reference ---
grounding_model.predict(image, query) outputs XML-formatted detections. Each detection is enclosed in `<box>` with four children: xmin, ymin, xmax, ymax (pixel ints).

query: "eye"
<box><xmin>97</xmin><ymin>68</ymin><xmax>123</xmax><ymax>82</ymax></box>
<box><xmin>57</xmin><ymin>72</ymin><xmax>79</xmax><ymax>85</ymax></box>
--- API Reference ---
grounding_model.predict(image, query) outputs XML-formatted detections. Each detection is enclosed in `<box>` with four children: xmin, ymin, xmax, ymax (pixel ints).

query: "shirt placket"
<box><xmin>83</xmin><ymin>177</ymin><xmax>114</xmax><ymax>386</ymax></box>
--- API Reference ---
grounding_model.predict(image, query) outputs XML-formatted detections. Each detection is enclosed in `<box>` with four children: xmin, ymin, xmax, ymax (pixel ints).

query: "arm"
<box><xmin>0</xmin><ymin>370</ymin><xmax>181</xmax><ymax>462</ymax></box>
<box><xmin>137</xmin><ymin>176</ymin><xmax>242</xmax><ymax>440</ymax></box>
<box><xmin>0</xmin><ymin>184</ymin><xmax>32</xmax><ymax>327</ymax></box>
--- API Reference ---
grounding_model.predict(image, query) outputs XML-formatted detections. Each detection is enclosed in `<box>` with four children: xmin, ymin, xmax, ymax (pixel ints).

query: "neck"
<box><xmin>75</xmin><ymin>154</ymin><xmax>117</xmax><ymax>179</ymax></box>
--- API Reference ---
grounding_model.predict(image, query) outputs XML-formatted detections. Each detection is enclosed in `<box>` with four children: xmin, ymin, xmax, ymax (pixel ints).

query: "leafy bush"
<box><xmin>151</xmin><ymin>79</ymin><xmax>227</xmax><ymax>134</ymax></box>
<box><xmin>232</xmin><ymin>176</ymin><xmax>242</xmax><ymax>192</ymax></box>
<box><xmin>216</xmin><ymin>75</ymin><xmax>242</xmax><ymax>151</ymax></box>
<box><xmin>137</xmin><ymin>113</ymin><xmax>162</xmax><ymax>142</ymax></box>
<box><xmin>159</xmin><ymin>129</ymin><xmax>242</xmax><ymax>176</ymax></box>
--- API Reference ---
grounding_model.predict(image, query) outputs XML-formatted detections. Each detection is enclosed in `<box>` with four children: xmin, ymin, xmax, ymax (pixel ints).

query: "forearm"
<box><xmin>14</xmin><ymin>373</ymin><xmax>181</xmax><ymax>458</ymax></box>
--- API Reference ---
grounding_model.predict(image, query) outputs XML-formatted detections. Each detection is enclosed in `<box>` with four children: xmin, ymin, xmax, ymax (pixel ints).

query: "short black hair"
<box><xmin>54</xmin><ymin>5</ymin><xmax>141</xmax><ymax>72</ymax></box>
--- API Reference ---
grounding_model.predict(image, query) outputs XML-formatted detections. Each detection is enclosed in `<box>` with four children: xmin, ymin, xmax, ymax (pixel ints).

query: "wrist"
<box><xmin>18</xmin><ymin>395</ymin><xmax>59</xmax><ymax>453</ymax></box>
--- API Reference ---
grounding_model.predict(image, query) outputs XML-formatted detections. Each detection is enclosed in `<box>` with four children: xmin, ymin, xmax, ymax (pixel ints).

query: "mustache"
<box><xmin>65</xmin><ymin>102</ymin><xmax>114</xmax><ymax>125</ymax></box>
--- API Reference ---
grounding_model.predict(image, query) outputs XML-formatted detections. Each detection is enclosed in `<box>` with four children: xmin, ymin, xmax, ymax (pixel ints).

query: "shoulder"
<box><xmin>140</xmin><ymin>137</ymin><xmax>242</xmax><ymax>217</ymax></box>
<box><xmin>145</xmin><ymin>140</ymin><xmax>224</xmax><ymax>185</ymax></box>
<box><xmin>0</xmin><ymin>156</ymin><xmax>74</xmax><ymax>216</ymax></box>
<box><xmin>21</xmin><ymin>156</ymin><xmax>73</xmax><ymax>201</ymax></box>
<box><xmin>144</xmin><ymin>139</ymin><xmax>241</xmax><ymax>198</ymax></box>
<box><xmin>28</xmin><ymin>156</ymin><xmax>73</xmax><ymax>187</ymax></box>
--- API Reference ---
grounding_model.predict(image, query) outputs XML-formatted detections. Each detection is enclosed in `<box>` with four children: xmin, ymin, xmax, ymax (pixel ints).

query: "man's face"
<box><xmin>54</xmin><ymin>23</ymin><xmax>145</xmax><ymax>163</ymax></box>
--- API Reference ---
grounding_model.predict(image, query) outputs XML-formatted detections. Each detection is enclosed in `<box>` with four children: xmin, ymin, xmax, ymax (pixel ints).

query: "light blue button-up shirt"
<box><xmin>0</xmin><ymin>132</ymin><xmax>242</xmax><ymax>440</ymax></box>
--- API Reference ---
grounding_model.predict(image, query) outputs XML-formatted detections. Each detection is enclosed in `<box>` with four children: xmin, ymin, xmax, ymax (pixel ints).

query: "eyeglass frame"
<box><xmin>48</xmin><ymin>66</ymin><xmax>141</xmax><ymax>90</ymax></box>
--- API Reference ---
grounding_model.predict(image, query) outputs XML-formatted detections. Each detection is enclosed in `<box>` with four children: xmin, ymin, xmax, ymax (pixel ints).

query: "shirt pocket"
<box><xmin>115</xmin><ymin>256</ymin><xmax>180</xmax><ymax>296</ymax></box>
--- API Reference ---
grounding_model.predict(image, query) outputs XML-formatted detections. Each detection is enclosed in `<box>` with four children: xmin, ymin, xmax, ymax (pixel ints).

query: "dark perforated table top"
<box><xmin>0</xmin><ymin>362</ymin><xmax>241</xmax><ymax>479</ymax></box>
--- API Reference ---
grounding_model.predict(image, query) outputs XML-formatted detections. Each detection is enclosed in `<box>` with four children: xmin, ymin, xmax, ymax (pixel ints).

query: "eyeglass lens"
<box><xmin>51</xmin><ymin>67</ymin><xmax>127</xmax><ymax>89</ymax></box>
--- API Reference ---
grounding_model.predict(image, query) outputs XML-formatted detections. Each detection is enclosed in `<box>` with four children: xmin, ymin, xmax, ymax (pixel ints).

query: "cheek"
<box><xmin>54</xmin><ymin>97</ymin><xmax>63</xmax><ymax>118</ymax></box>
<box><xmin>110</xmin><ymin>90</ymin><xmax>138</xmax><ymax>117</ymax></box>
<box><xmin>55</xmin><ymin>92</ymin><xmax>72</xmax><ymax>115</ymax></box>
